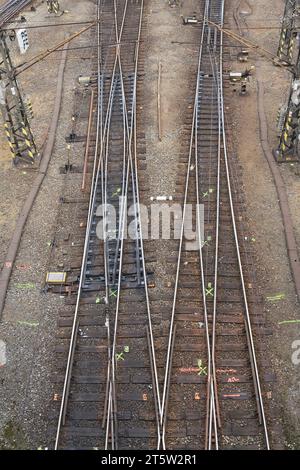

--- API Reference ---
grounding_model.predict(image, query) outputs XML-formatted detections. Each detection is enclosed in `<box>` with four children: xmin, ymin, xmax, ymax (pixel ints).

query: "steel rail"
<box><xmin>128</xmin><ymin>10</ymin><xmax>164</xmax><ymax>438</ymax></box>
<box><xmin>106</xmin><ymin>0</ymin><xmax>129</xmax><ymax>287</ymax></box>
<box><xmin>54</xmin><ymin>0</ymin><xmax>114</xmax><ymax>449</ymax></box>
<box><xmin>78</xmin><ymin>0</ymin><xmax>134</xmax><ymax>449</ymax></box>
<box><xmin>101</xmin><ymin>78</ymin><xmax>120</xmax><ymax>449</ymax></box>
<box><xmin>199</xmin><ymin>0</ymin><xmax>225</xmax><ymax>449</ymax></box>
<box><xmin>110</xmin><ymin>0</ymin><xmax>154</xmax><ymax>440</ymax></box>
<box><xmin>217</xmin><ymin>0</ymin><xmax>270</xmax><ymax>450</ymax></box>
<box><xmin>102</xmin><ymin>78</ymin><xmax>120</xmax><ymax>450</ymax></box>
<box><xmin>100</xmin><ymin>33</ymin><xmax>111</xmax><ymax>440</ymax></box>
<box><xmin>101</xmin><ymin>1</ymin><xmax>131</xmax><ymax>449</ymax></box>
<box><xmin>104</xmin><ymin>77</ymin><xmax>126</xmax><ymax>450</ymax></box>
<box><xmin>130</xmin><ymin>12</ymin><xmax>164</xmax><ymax>445</ymax></box>
<box><xmin>56</xmin><ymin>0</ymin><xmax>130</xmax><ymax>449</ymax></box>
<box><xmin>104</xmin><ymin>0</ymin><xmax>162</xmax><ymax>449</ymax></box>
<box><xmin>116</xmin><ymin>10</ymin><xmax>143</xmax><ymax>285</ymax></box>
<box><xmin>104</xmin><ymin>1</ymin><xmax>130</xmax><ymax>448</ymax></box>
<box><xmin>96</xmin><ymin>0</ymin><xmax>124</xmax><ymax>312</ymax></box>
<box><xmin>160</xmin><ymin>0</ymin><xmax>218</xmax><ymax>450</ymax></box>
<box><xmin>110</xmin><ymin>71</ymin><xmax>142</xmax><ymax>288</ymax></box>
<box><xmin>190</xmin><ymin>0</ymin><xmax>219</xmax><ymax>449</ymax></box>
<box><xmin>101</xmin><ymin>0</ymin><xmax>128</xmax><ymax>294</ymax></box>
<box><xmin>206</xmin><ymin>1</ymin><xmax>226</xmax><ymax>447</ymax></box>
<box><xmin>205</xmin><ymin>50</ymin><xmax>221</xmax><ymax>451</ymax></box>
<box><xmin>101</xmin><ymin>3</ymin><xmax>142</xmax><ymax>292</ymax></box>
<box><xmin>203</xmin><ymin>0</ymin><xmax>270</xmax><ymax>450</ymax></box>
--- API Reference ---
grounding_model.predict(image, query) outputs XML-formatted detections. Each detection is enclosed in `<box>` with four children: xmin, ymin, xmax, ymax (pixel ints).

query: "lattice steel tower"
<box><xmin>274</xmin><ymin>42</ymin><xmax>300</xmax><ymax>162</ymax></box>
<box><xmin>0</xmin><ymin>31</ymin><xmax>36</xmax><ymax>164</ymax></box>
<box><xmin>277</xmin><ymin>0</ymin><xmax>300</xmax><ymax>65</ymax></box>
<box><xmin>47</xmin><ymin>1</ymin><xmax>60</xmax><ymax>15</ymax></box>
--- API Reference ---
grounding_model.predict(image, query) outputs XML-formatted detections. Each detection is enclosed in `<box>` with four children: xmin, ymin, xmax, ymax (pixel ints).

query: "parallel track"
<box><xmin>52</xmin><ymin>0</ymin><xmax>273</xmax><ymax>450</ymax></box>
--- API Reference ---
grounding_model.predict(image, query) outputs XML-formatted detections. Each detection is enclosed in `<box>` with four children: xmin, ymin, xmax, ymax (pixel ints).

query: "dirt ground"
<box><xmin>0</xmin><ymin>0</ymin><xmax>300</xmax><ymax>450</ymax></box>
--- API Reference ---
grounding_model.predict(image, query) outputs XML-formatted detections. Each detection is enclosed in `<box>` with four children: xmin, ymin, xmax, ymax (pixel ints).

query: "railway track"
<box><xmin>50</xmin><ymin>0</ymin><xmax>276</xmax><ymax>451</ymax></box>
<box><xmin>160</xmin><ymin>0</ymin><xmax>271</xmax><ymax>450</ymax></box>
<box><xmin>53</xmin><ymin>0</ymin><xmax>162</xmax><ymax>450</ymax></box>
